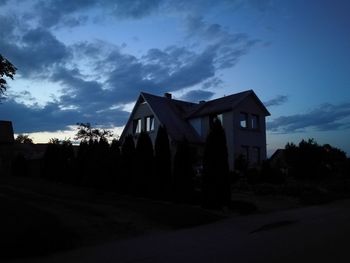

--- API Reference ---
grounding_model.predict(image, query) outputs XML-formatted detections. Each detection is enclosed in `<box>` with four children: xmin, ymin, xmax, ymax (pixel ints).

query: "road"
<box><xmin>10</xmin><ymin>199</ymin><xmax>350</xmax><ymax>263</ymax></box>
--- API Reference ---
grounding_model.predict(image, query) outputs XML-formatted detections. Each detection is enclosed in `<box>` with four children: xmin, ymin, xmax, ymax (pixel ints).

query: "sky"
<box><xmin>0</xmin><ymin>0</ymin><xmax>349</xmax><ymax>156</ymax></box>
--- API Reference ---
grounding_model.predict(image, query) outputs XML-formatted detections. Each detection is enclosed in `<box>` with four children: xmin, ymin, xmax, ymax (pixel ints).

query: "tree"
<box><xmin>135</xmin><ymin>131</ymin><xmax>154</xmax><ymax>197</ymax></box>
<box><xmin>284</xmin><ymin>138</ymin><xmax>347</xmax><ymax>180</ymax></box>
<box><xmin>0</xmin><ymin>54</ymin><xmax>17</xmax><ymax>98</ymax></box>
<box><xmin>173</xmin><ymin>138</ymin><xmax>195</xmax><ymax>203</ymax></box>
<box><xmin>75</xmin><ymin>122</ymin><xmax>113</xmax><ymax>141</ymax></box>
<box><xmin>15</xmin><ymin>134</ymin><xmax>33</xmax><ymax>144</ymax></box>
<box><xmin>154</xmin><ymin>125</ymin><xmax>171</xmax><ymax>199</ymax></box>
<box><xmin>202</xmin><ymin>118</ymin><xmax>231</xmax><ymax>208</ymax></box>
<box><xmin>109</xmin><ymin>139</ymin><xmax>122</xmax><ymax>191</ymax></box>
<box><xmin>121</xmin><ymin>135</ymin><xmax>136</xmax><ymax>194</ymax></box>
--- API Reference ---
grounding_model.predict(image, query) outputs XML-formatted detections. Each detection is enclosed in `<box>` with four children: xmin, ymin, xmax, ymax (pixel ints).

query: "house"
<box><xmin>120</xmin><ymin>90</ymin><xmax>270</xmax><ymax>171</ymax></box>
<box><xmin>0</xmin><ymin>120</ymin><xmax>49</xmax><ymax>177</ymax></box>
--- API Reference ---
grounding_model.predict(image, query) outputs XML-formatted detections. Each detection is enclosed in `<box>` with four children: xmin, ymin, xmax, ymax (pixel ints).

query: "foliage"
<box><xmin>42</xmin><ymin>138</ymin><xmax>74</xmax><ymax>183</ymax></box>
<box><xmin>75</xmin><ymin>122</ymin><xmax>113</xmax><ymax>141</ymax></box>
<box><xmin>154</xmin><ymin>126</ymin><xmax>171</xmax><ymax>199</ymax></box>
<box><xmin>202</xmin><ymin>118</ymin><xmax>231</xmax><ymax>208</ymax></box>
<box><xmin>135</xmin><ymin>131</ymin><xmax>154</xmax><ymax>197</ymax></box>
<box><xmin>15</xmin><ymin>134</ymin><xmax>33</xmax><ymax>144</ymax></box>
<box><xmin>173</xmin><ymin>138</ymin><xmax>195</xmax><ymax>203</ymax></box>
<box><xmin>121</xmin><ymin>135</ymin><xmax>136</xmax><ymax>193</ymax></box>
<box><xmin>0</xmin><ymin>54</ymin><xmax>17</xmax><ymax>98</ymax></box>
<box><xmin>284</xmin><ymin>138</ymin><xmax>347</xmax><ymax>180</ymax></box>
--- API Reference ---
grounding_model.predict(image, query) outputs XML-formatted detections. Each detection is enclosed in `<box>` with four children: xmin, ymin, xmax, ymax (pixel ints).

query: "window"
<box><xmin>216</xmin><ymin>114</ymin><xmax>223</xmax><ymax>124</ymax></box>
<box><xmin>240</xmin><ymin>112</ymin><xmax>248</xmax><ymax>128</ymax></box>
<box><xmin>145</xmin><ymin>116</ymin><xmax>154</xmax><ymax>132</ymax></box>
<box><xmin>133</xmin><ymin>118</ymin><xmax>142</xmax><ymax>134</ymax></box>
<box><xmin>251</xmin><ymin>114</ymin><xmax>259</xmax><ymax>130</ymax></box>
<box><xmin>210</xmin><ymin>113</ymin><xmax>223</xmax><ymax>128</ymax></box>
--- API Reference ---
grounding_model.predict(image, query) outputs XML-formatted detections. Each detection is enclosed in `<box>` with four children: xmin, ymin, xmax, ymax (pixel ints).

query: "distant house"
<box><xmin>120</xmin><ymin>90</ymin><xmax>270</xmax><ymax>171</ymax></box>
<box><xmin>0</xmin><ymin>120</ymin><xmax>48</xmax><ymax>176</ymax></box>
<box><xmin>0</xmin><ymin>120</ymin><xmax>15</xmax><ymax>175</ymax></box>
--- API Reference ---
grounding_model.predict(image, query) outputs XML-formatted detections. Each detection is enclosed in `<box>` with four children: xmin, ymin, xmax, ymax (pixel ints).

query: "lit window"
<box><xmin>210</xmin><ymin>113</ymin><xmax>223</xmax><ymax>128</ymax></box>
<box><xmin>240</xmin><ymin>113</ymin><xmax>248</xmax><ymax>128</ymax></box>
<box><xmin>217</xmin><ymin>114</ymin><xmax>223</xmax><ymax>124</ymax></box>
<box><xmin>251</xmin><ymin>114</ymin><xmax>259</xmax><ymax>130</ymax></box>
<box><xmin>133</xmin><ymin>118</ymin><xmax>142</xmax><ymax>134</ymax></box>
<box><xmin>146</xmin><ymin>116</ymin><xmax>154</xmax><ymax>132</ymax></box>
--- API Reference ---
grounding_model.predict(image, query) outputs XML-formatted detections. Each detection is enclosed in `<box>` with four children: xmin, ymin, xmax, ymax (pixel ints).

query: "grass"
<box><xmin>0</xmin><ymin>196</ymin><xmax>76</xmax><ymax>260</ymax></box>
<box><xmin>0</xmin><ymin>176</ymin><xmax>223</xmax><ymax>260</ymax></box>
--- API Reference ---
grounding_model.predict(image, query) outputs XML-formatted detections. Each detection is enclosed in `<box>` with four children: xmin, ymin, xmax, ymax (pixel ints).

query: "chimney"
<box><xmin>164</xmin><ymin>92</ymin><xmax>172</xmax><ymax>99</ymax></box>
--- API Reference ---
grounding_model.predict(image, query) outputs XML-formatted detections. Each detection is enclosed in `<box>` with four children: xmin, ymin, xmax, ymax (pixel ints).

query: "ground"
<box><xmin>1</xmin><ymin>175</ymin><xmax>350</xmax><ymax>262</ymax></box>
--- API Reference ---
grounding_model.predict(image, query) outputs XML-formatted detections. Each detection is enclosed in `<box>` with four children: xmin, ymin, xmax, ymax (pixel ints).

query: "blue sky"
<box><xmin>0</xmin><ymin>0</ymin><xmax>349</xmax><ymax>155</ymax></box>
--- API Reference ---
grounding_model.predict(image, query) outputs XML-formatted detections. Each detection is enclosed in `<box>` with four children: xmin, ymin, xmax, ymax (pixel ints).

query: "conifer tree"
<box><xmin>154</xmin><ymin>125</ymin><xmax>171</xmax><ymax>199</ymax></box>
<box><xmin>110</xmin><ymin>139</ymin><xmax>121</xmax><ymax>191</ymax></box>
<box><xmin>202</xmin><ymin>118</ymin><xmax>231</xmax><ymax>208</ymax></box>
<box><xmin>121</xmin><ymin>135</ymin><xmax>136</xmax><ymax>194</ymax></box>
<box><xmin>135</xmin><ymin>131</ymin><xmax>154</xmax><ymax>197</ymax></box>
<box><xmin>173</xmin><ymin>138</ymin><xmax>195</xmax><ymax>203</ymax></box>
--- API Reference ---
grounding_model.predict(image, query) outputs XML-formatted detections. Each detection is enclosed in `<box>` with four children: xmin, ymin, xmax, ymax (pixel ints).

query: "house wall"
<box><xmin>191</xmin><ymin>96</ymin><xmax>267</xmax><ymax>171</ymax></box>
<box><xmin>232</xmin><ymin>96</ymin><xmax>267</xmax><ymax>167</ymax></box>
<box><xmin>122</xmin><ymin>102</ymin><xmax>160</xmax><ymax>145</ymax></box>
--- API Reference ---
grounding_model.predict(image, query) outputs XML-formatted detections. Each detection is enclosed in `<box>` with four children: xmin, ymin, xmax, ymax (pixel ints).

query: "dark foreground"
<box><xmin>0</xmin><ymin>176</ymin><xmax>222</xmax><ymax>260</ymax></box>
<box><xmin>2</xmin><ymin>176</ymin><xmax>350</xmax><ymax>262</ymax></box>
<box><xmin>7</xmin><ymin>198</ymin><xmax>350</xmax><ymax>263</ymax></box>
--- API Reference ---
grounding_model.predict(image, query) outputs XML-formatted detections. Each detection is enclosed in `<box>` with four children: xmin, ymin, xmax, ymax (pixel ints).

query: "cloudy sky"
<box><xmin>0</xmin><ymin>0</ymin><xmax>349</xmax><ymax>155</ymax></box>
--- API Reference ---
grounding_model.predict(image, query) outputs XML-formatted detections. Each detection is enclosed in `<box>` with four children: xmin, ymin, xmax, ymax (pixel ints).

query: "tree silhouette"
<box><xmin>110</xmin><ymin>139</ymin><xmax>122</xmax><ymax>192</ymax></box>
<box><xmin>285</xmin><ymin>138</ymin><xmax>347</xmax><ymax>180</ymax></box>
<box><xmin>202</xmin><ymin>118</ymin><xmax>231</xmax><ymax>208</ymax></box>
<box><xmin>121</xmin><ymin>135</ymin><xmax>136</xmax><ymax>194</ymax></box>
<box><xmin>154</xmin><ymin>126</ymin><xmax>171</xmax><ymax>199</ymax></box>
<box><xmin>135</xmin><ymin>131</ymin><xmax>154</xmax><ymax>197</ymax></box>
<box><xmin>42</xmin><ymin>138</ymin><xmax>74</xmax><ymax>183</ymax></box>
<box><xmin>173</xmin><ymin>138</ymin><xmax>195</xmax><ymax>203</ymax></box>
<box><xmin>0</xmin><ymin>54</ymin><xmax>17</xmax><ymax>98</ymax></box>
<box><xmin>15</xmin><ymin>134</ymin><xmax>33</xmax><ymax>144</ymax></box>
<box><xmin>75</xmin><ymin>122</ymin><xmax>113</xmax><ymax>141</ymax></box>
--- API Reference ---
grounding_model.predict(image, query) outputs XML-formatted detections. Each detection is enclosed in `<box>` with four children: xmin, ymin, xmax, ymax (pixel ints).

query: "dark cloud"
<box><xmin>0</xmin><ymin>97</ymin><xmax>130</xmax><ymax>133</ymax></box>
<box><xmin>180</xmin><ymin>90</ymin><xmax>214</xmax><ymax>102</ymax></box>
<box><xmin>264</xmin><ymin>95</ymin><xmax>288</xmax><ymax>107</ymax></box>
<box><xmin>34</xmin><ymin>0</ymin><xmax>96</xmax><ymax>28</ymax></box>
<box><xmin>10</xmin><ymin>0</ymin><xmax>274</xmax><ymax>28</ymax></box>
<box><xmin>268</xmin><ymin>103</ymin><xmax>350</xmax><ymax>133</ymax></box>
<box><xmin>109</xmin><ymin>0</ymin><xmax>162</xmax><ymax>19</ymax></box>
<box><xmin>185</xmin><ymin>16</ymin><xmax>260</xmax><ymax>70</ymax></box>
<box><xmin>0</xmin><ymin>2</ymin><xmax>263</xmax><ymax>133</ymax></box>
<box><xmin>202</xmin><ymin>77</ymin><xmax>223</xmax><ymax>89</ymax></box>
<box><xmin>0</xmin><ymin>20</ymin><xmax>71</xmax><ymax>77</ymax></box>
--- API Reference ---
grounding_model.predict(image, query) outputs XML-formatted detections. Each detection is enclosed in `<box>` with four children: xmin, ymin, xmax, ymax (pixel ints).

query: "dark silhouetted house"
<box><xmin>0</xmin><ymin>120</ymin><xmax>48</xmax><ymax>176</ymax></box>
<box><xmin>0</xmin><ymin>120</ymin><xmax>14</xmax><ymax>144</ymax></box>
<box><xmin>120</xmin><ymin>90</ymin><xmax>270</xmax><ymax>171</ymax></box>
<box><xmin>0</xmin><ymin>120</ymin><xmax>15</xmax><ymax>175</ymax></box>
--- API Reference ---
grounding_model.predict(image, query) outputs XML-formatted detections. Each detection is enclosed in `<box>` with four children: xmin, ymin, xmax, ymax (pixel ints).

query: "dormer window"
<box><xmin>133</xmin><ymin>118</ymin><xmax>142</xmax><ymax>134</ymax></box>
<box><xmin>210</xmin><ymin>113</ymin><xmax>223</xmax><ymax>128</ymax></box>
<box><xmin>145</xmin><ymin>116</ymin><xmax>154</xmax><ymax>132</ymax></box>
<box><xmin>240</xmin><ymin>112</ymin><xmax>248</xmax><ymax>128</ymax></box>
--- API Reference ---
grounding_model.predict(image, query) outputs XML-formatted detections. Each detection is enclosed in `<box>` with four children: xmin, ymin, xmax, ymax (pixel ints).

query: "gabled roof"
<box><xmin>140</xmin><ymin>92</ymin><xmax>203</xmax><ymax>143</ymax></box>
<box><xmin>186</xmin><ymin>90</ymin><xmax>270</xmax><ymax>118</ymax></box>
<box><xmin>121</xmin><ymin>89</ymin><xmax>270</xmax><ymax>144</ymax></box>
